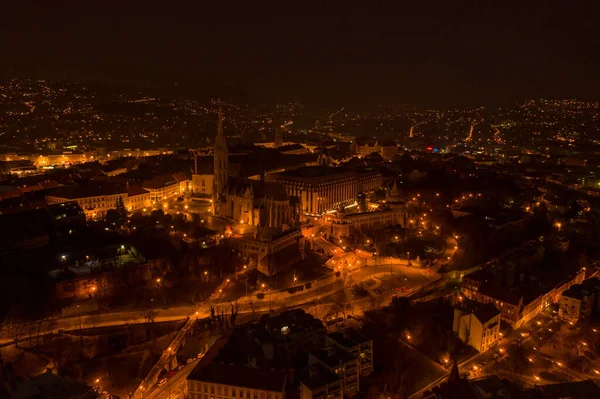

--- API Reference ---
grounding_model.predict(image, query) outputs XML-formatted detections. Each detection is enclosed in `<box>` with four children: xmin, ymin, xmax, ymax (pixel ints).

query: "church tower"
<box><xmin>213</xmin><ymin>109</ymin><xmax>228</xmax><ymax>215</ymax></box>
<box><xmin>274</xmin><ymin>124</ymin><xmax>283</xmax><ymax>148</ymax></box>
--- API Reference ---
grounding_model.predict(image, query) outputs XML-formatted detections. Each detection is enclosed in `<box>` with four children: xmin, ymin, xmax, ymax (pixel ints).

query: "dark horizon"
<box><xmin>1</xmin><ymin>1</ymin><xmax>599</xmax><ymax>108</ymax></box>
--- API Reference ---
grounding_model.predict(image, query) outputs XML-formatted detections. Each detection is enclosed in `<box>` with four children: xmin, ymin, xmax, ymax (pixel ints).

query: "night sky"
<box><xmin>1</xmin><ymin>1</ymin><xmax>599</xmax><ymax>107</ymax></box>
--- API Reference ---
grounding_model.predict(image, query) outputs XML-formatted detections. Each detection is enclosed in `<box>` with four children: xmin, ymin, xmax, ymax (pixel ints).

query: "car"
<box><xmin>187</xmin><ymin>358</ymin><xmax>195</xmax><ymax>364</ymax></box>
<box><xmin>177</xmin><ymin>365</ymin><xmax>185</xmax><ymax>371</ymax></box>
<box><xmin>197</xmin><ymin>352</ymin><xmax>203</xmax><ymax>359</ymax></box>
<box><xmin>158</xmin><ymin>378</ymin><xmax>167</xmax><ymax>387</ymax></box>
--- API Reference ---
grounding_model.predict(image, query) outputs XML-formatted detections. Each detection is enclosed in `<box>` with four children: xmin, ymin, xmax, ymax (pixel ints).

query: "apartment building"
<box><xmin>328</xmin><ymin>208</ymin><xmax>405</xmax><ymax>238</ymax></box>
<box><xmin>126</xmin><ymin>185</ymin><xmax>151</xmax><ymax>211</ymax></box>
<box><xmin>46</xmin><ymin>185</ymin><xmax>128</xmax><ymax>219</ymax></box>
<box><xmin>326</xmin><ymin>330</ymin><xmax>373</xmax><ymax>376</ymax></box>
<box><xmin>46</xmin><ymin>184</ymin><xmax>150</xmax><ymax>219</ymax></box>
<box><xmin>187</xmin><ymin>363</ymin><xmax>286</xmax><ymax>399</ymax></box>
<box><xmin>453</xmin><ymin>302</ymin><xmax>501</xmax><ymax>353</ymax></box>
<box><xmin>300</xmin><ymin>365</ymin><xmax>342</xmax><ymax>399</ymax></box>
<box><xmin>142</xmin><ymin>173</ymin><xmax>181</xmax><ymax>202</ymax></box>
<box><xmin>461</xmin><ymin>268</ymin><xmax>584</xmax><ymax>329</ymax></box>
<box><xmin>559</xmin><ymin>278</ymin><xmax>600</xmax><ymax>324</ymax></box>
<box><xmin>309</xmin><ymin>346</ymin><xmax>360</xmax><ymax>397</ymax></box>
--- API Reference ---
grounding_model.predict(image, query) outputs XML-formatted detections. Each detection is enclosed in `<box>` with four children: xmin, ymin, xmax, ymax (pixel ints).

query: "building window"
<box><xmin>232</xmin><ymin>388</ymin><xmax>237</xmax><ymax>397</ymax></box>
<box><xmin>218</xmin><ymin>386</ymin><xmax>222</xmax><ymax>395</ymax></box>
<box><xmin>204</xmin><ymin>384</ymin><xmax>208</xmax><ymax>393</ymax></box>
<box><xmin>211</xmin><ymin>386</ymin><xmax>215</xmax><ymax>394</ymax></box>
<box><xmin>246</xmin><ymin>391</ymin><xmax>250</xmax><ymax>399</ymax></box>
<box><xmin>224</xmin><ymin>387</ymin><xmax>229</xmax><ymax>396</ymax></box>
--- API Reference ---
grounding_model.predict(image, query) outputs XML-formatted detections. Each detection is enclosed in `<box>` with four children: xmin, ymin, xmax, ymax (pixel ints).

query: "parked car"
<box><xmin>158</xmin><ymin>379</ymin><xmax>167</xmax><ymax>387</ymax></box>
<box><xmin>186</xmin><ymin>358</ymin><xmax>195</xmax><ymax>364</ymax></box>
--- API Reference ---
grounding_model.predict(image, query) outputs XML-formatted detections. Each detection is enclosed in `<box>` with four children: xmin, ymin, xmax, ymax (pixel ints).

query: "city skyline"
<box><xmin>2</xmin><ymin>1</ymin><xmax>599</xmax><ymax>107</ymax></box>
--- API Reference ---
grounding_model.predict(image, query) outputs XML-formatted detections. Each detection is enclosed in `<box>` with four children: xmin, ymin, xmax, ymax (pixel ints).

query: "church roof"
<box><xmin>228</xmin><ymin>179</ymin><xmax>288</xmax><ymax>202</ymax></box>
<box><xmin>389</xmin><ymin>179</ymin><xmax>402</xmax><ymax>198</ymax></box>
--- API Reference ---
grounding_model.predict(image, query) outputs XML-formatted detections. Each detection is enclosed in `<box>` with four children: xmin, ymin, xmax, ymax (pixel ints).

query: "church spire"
<box><xmin>213</xmin><ymin>107</ymin><xmax>228</xmax><ymax>216</ymax></box>
<box><xmin>447</xmin><ymin>358</ymin><xmax>460</xmax><ymax>383</ymax></box>
<box><xmin>218</xmin><ymin>108</ymin><xmax>224</xmax><ymax>138</ymax></box>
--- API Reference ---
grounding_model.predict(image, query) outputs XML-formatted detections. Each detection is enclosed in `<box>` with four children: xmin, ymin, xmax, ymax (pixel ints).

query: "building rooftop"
<box><xmin>310</xmin><ymin>346</ymin><xmax>356</xmax><ymax>368</ymax></box>
<box><xmin>301</xmin><ymin>364</ymin><xmax>341</xmax><ymax>391</ymax></box>
<box><xmin>533</xmin><ymin>379</ymin><xmax>600</xmax><ymax>398</ymax></box>
<box><xmin>327</xmin><ymin>329</ymin><xmax>371</xmax><ymax>348</ymax></box>
<box><xmin>142</xmin><ymin>173</ymin><xmax>178</xmax><ymax>189</ymax></box>
<box><xmin>127</xmin><ymin>185</ymin><xmax>149</xmax><ymax>197</ymax></box>
<box><xmin>47</xmin><ymin>184</ymin><xmax>127</xmax><ymax>199</ymax></box>
<box><xmin>562</xmin><ymin>278</ymin><xmax>600</xmax><ymax>300</ymax></box>
<box><xmin>274</xmin><ymin>166</ymin><xmax>354</xmax><ymax>180</ymax></box>
<box><xmin>473</xmin><ymin>303</ymin><xmax>501</xmax><ymax>325</ymax></box>
<box><xmin>187</xmin><ymin>363</ymin><xmax>287</xmax><ymax>392</ymax></box>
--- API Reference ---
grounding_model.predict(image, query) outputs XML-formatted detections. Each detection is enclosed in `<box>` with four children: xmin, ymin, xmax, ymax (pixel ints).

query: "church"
<box><xmin>212</xmin><ymin>110</ymin><xmax>299</xmax><ymax>235</ymax></box>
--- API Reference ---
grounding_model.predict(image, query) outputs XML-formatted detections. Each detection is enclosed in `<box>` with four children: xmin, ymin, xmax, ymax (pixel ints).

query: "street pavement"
<box><xmin>142</xmin><ymin>358</ymin><xmax>200</xmax><ymax>399</ymax></box>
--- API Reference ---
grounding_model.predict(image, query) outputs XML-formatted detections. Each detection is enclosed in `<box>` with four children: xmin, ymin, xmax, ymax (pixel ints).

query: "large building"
<box><xmin>559</xmin><ymin>278</ymin><xmax>600</xmax><ymax>324</ymax></box>
<box><xmin>211</xmin><ymin>111</ymin><xmax>299</xmax><ymax>232</ymax></box>
<box><xmin>226</xmin><ymin>229</ymin><xmax>302</xmax><ymax>276</ymax></box>
<box><xmin>188</xmin><ymin>310</ymin><xmax>370</xmax><ymax>399</ymax></box>
<box><xmin>453</xmin><ymin>301</ymin><xmax>501</xmax><ymax>353</ymax></box>
<box><xmin>46</xmin><ymin>184</ymin><xmax>150</xmax><ymax>219</ymax></box>
<box><xmin>142</xmin><ymin>173</ymin><xmax>185</xmax><ymax>203</ymax></box>
<box><xmin>269</xmin><ymin>166</ymin><xmax>382</xmax><ymax>216</ymax></box>
<box><xmin>327</xmin><ymin>208</ymin><xmax>406</xmax><ymax>238</ymax></box>
<box><xmin>352</xmin><ymin>137</ymin><xmax>397</xmax><ymax>160</ymax></box>
<box><xmin>326</xmin><ymin>330</ymin><xmax>373</xmax><ymax>376</ymax></box>
<box><xmin>187</xmin><ymin>338</ymin><xmax>287</xmax><ymax>399</ymax></box>
<box><xmin>461</xmin><ymin>268</ymin><xmax>585</xmax><ymax>329</ymax></box>
<box><xmin>46</xmin><ymin>185</ymin><xmax>128</xmax><ymax>219</ymax></box>
<box><xmin>308</xmin><ymin>347</ymin><xmax>360</xmax><ymax>397</ymax></box>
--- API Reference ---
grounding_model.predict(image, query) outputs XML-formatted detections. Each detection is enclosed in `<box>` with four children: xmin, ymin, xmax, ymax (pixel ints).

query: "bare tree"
<box><xmin>247</xmin><ymin>300</ymin><xmax>255</xmax><ymax>315</ymax></box>
<box><xmin>230</xmin><ymin>302</ymin><xmax>240</xmax><ymax>327</ymax></box>
<box><xmin>140</xmin><ymin>308</ymin><xmax>160</xmax><ymax>324</ymax></box>
<box><xmin>5</xmin><ymin>320</ymin><xmax>25</xmax><ymax>348</ymax></box>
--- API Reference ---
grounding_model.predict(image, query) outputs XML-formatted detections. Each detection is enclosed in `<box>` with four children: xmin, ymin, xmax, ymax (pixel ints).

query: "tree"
<box><xmin>230</xmin><ymin>302</ymin><xmax>240</xmax><ymax>326</ymax></box>
<box><xmin>105</xmin><ymin>209</ymin><xmax>122</xmax><ymax>229</ymax></box>
<box><xmin>140</xmin><ymin>307</ymin><xmax>159</xmax><ymax>324</ymax></box>
<box><xmin>331</xmin><ymin>299</ymin><xmax>351</xmax><ymax>321</ymax></box>
<box><xmin>116</xmin><ymin>196</ymin><xmax>128</xmax><ymax>219</ymax></box>
<box><xmin>4</xmin><ymin>320</ymin><xmax>25</xmax><ymax>348</ymax></box>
